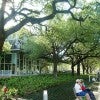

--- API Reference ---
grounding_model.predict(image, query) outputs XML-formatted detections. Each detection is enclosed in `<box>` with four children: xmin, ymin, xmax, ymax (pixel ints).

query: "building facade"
<box><xmin>0</xmin><ymin>34</ymin><xmax>39</xmax><ymax>76</ymax></box>
<box><xmin>0</xmin><ymin>51</ymin><xmax>40</xmax><ymax>76</ymax></box>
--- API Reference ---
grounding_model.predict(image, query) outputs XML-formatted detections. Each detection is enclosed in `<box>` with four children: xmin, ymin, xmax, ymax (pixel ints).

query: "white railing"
<box><xmin>0</xmin><ymin>70</ymin><xmax>48</xmax><ymax>76</ymax></box>
<box><xmin>0</xmin><ymin>70</ymin><xmax>12</xmax><ymax>76</ymax></box>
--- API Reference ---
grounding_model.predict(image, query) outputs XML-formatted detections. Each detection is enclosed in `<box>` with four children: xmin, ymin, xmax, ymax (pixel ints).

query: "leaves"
<box><xmin>22</xmin><ymin>36</ymin><xmax>51</xmax><ymax>59</ymax></box>
<box><xmin>2</xmin><ymin>41</ymin><xmax>12</xmax><ymax>52</ymax></box>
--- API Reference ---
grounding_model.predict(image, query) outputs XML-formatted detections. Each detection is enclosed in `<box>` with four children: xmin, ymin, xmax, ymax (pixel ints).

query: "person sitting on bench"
<box><xmin>74</xmin><ymin>79</ymin><xmax>91</xmax><ymax>100</ymax></box>
<box><xmin>80</xmin><ymin>79</ymin><xmax>96</xmax><ymax>100</ymax></box>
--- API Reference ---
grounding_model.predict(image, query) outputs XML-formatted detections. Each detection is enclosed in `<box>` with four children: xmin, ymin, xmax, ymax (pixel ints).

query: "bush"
<box><xmin>0</xmin><ymin>73</ymin><xmax>89</xmax><ymax>99</ymax></box>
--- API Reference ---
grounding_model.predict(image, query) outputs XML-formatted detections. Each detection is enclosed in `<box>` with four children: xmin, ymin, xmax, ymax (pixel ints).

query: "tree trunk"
<box><xmin>0</xmin><ymin>0</ymin><xmax>7</xmax><ymax>52</ymax></box>
<box><xmin>0</xmin><ymin>34</ymin><xmax>5</xmax><ymax>52</ymax></box>
<box><xmin>81</xmin><ymin>62</ymin><xmax>85</xmax><ymax>75</ymax></box>
<box><xmin>53</xmin><ymin>62</ymin><xmax>58</xmax><ymax>78</ymax></box>
<box><xmin>52</xmin><ymin>44</ymin><xmax>58</xmax><ymax>78</ymax></box>
<box><xmin>86</xmin><ymin>66</ymin><xmax>89</xmax><ymax>74</ymax></box>
<box><xmin>71</xmin><ymin>64</ymin><xmax>75</xmax><ymax>76</ymax></box>
<box><xmin>77</xmin><ymin>63</ymin><xmax>80</xmax><ymax>76</ymax></box>
<box><xmin>89</xmin><ymin>66</ymin><xmax>92</xmax><ymax>73</ymax></box>
<box><xmin>37</xmin><ymin>60</ymin><xmax>40</xmax><ymax>74</ymax></box>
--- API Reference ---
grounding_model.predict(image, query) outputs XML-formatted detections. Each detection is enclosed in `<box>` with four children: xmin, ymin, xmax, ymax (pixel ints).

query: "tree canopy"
<box><xmin>0</xmin><ymin>0</ymin><xmax>92</xmax><ymax>52</ymax></box>
<box><xmin>0</xmin><ymin>0</ymin><xmax>100</xmax><ymax>76</ymax></box>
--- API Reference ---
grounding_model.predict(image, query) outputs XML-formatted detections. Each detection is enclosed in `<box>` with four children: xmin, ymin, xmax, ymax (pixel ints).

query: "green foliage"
<box><xmin>22</xmin><ymin>36</ymin><xmax>51</xmax><ymax>59</ymax></box>
<box><xmin>2</xmin><ymin>42</ymin><xmax>12</xmax><ymax>52</ymax></box>
<box><xmin>7</xmin><ymin>88</ymin><xmax>18</xmax><ymax>96</ymax></box>
<box><xmin>83</xmin><ymin>58</ymin><xmax>99</xmax><ymax>72</ymax></box>
<box><xmin>0</xmin><ymin>87</ymin><xmax>18</xmax><ymax>99</ymax></box>
<box><xmin>44</xmin><ymin>1</ymin><xmax>53</xmax><ymax>14</ymax></box>
<box><xmin>0</xmin><ymin>74</ymin><xmax>89</xmax><ymax>97</ymax></box>
<box><xmin>46</xmin><ymin>21</ymin><xmax>71</xmax><ymax>43</ymax></box>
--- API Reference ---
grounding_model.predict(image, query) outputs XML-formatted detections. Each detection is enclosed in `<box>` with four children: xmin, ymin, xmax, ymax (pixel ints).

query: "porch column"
<box><xmin>11</xmin><ymin>53</ymin><xmax>17</xmax><ymax>75</ymax></box>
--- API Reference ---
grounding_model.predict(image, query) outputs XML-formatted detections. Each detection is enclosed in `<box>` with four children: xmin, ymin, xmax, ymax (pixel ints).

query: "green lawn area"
<box><xmin>0</xmin><ymin>73</ymin><xmax>91</xmax><ymax>100</ymax></box>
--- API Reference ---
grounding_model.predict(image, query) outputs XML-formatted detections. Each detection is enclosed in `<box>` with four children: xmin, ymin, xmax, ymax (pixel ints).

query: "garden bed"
<box><xmin>0</xmin><ymin>73</ymin><xmax>90</xmax><ymax>100</ymax></box>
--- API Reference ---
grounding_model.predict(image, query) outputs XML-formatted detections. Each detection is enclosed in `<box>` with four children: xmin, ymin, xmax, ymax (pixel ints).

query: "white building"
<box><xmin>0</xmin><ymin>34</ymin><xmax>40</xmax><ymax>76</ymax></box>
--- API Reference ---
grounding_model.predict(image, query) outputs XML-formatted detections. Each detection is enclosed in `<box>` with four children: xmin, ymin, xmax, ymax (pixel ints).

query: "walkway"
<box><xmin>93</xmin><ymin>82</ymin><xmax>100</xmax><ymax>100</ymax></box>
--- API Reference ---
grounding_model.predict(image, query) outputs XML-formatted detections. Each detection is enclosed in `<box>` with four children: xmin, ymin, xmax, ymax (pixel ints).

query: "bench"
<box><xmin>73</xmin><ymin>88</ymin><xmax>86</xmax><ymax>100</ymax></box>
